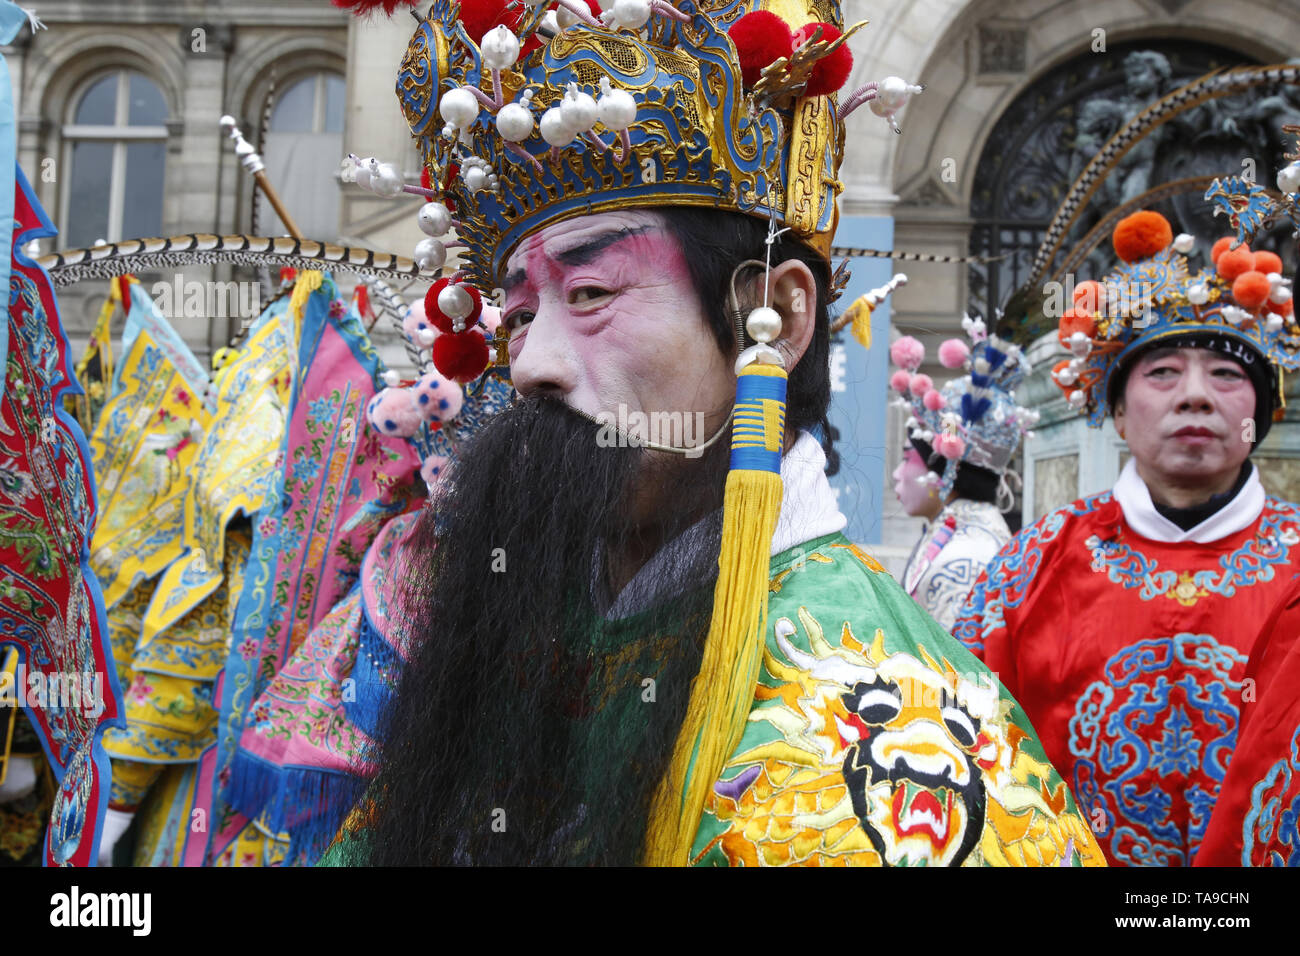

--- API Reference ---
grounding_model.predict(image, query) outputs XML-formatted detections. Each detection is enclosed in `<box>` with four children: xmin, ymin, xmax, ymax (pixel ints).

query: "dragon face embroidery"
<box><xmin>699</xmin><ymin>606</ymin><xmax>1100</xmax><ymax>866</ymax></box>
<box><xmin>837</xmin><ymin>655</ymin><xmax>990</xmax><ymax>866</ymax></box>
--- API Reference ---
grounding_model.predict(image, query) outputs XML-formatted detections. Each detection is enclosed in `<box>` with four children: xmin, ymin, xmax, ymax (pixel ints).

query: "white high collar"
<box><xmin>597</xmin><ymin>430</ymin><xmax>847</xmax><ymax>619</ymax></box>
<box><xmin>770</xmin><ymin>430</ymin><xmax>848</xmax><ymax>555</ymax></box>
<box><xmin>1112</xmin><ymin>457</ymin><xmax>1264</xmax><ymax>544</ymax></box>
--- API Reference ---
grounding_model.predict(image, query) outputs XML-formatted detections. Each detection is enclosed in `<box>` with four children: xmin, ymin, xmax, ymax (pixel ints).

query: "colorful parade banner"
<box><xmin>0</xmin><ymin>164</ymin><xmax>125</xmax><ymax>866</ymax></box>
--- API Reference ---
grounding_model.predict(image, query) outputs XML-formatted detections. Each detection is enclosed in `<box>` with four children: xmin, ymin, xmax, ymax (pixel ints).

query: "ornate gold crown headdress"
<box><xmin>338</xmin><ymin>0</ymin><xmax>921</xmax><ymax>382</ymax></box>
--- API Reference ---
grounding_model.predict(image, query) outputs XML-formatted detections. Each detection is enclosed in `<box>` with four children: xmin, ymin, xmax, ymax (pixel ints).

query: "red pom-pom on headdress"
<box><xmin>433</xmin><ymin>329</ymin><xmax>491</xmax><ymax>383</ymax></box>
<box><xmin>1254</xmin><ymin>250</ymin><xmax>1284</xmax><ymax>275</ymax></box>
<box><xmin>1058</xmin><ymin>307</ymin><xmax>1096</xmax><ymax>346</ymax></box>
<box><xmin>331</xmin><ymin>0</ymin><xmax>420</xmax><ymax>16</ymax></box>
<box><xmin>729</xmin><ymin>11</ymin><xmax>794</xmax><ymax>87</ymax></box>
<box><xmin>457</xmin><ymin>0</ymin><xmax>511</xmax><ymax>42</ymax></box>
<box><xmin>1232</xmin><ymin>270</ymin><xmax>1272</xmax><ymax>309</ymax></box>
<box><xmin>1112</xmin><ymin>210</ymin><xmax>1173</xmax><ymax>264</ymax></box>
<box><xmin>424</xmin><ymin>279</ymin><xmax>484</xmax><ymax>335</ymax></box>
<box><xmin>1051</xmin><ymin>359</ymin><xmax>1075</xmax><ymax>396</ymax></box>
<box><xmin>792</xmin><ymin>22</ymin><xmax>853</xmax><ymax>96</ymax></box>
<box><xmin>1072</xmin><ymin>280</ymin><xmax>1106</xmax><ymax>313</ymax></box>
<box><xmin>1216</xmin><ymin>244</ymin><xmax>1255</xmax><ymax>281</ymax></box>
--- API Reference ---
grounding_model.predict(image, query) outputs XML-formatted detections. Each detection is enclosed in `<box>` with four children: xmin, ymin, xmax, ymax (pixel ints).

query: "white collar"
<box><xmin>1112</xmin><ymin>457</ymin><xmax>1264</xmax><ymax>544</ymax></box>
<box><xmin>770</xmin><ymin>430</ymin><xmax>848</xmax><ymax>555</ymax></box>
<box><xmin>598</xmin><ymin>430</ymin><xmax>847</xmax><ymax>619</ymax></box>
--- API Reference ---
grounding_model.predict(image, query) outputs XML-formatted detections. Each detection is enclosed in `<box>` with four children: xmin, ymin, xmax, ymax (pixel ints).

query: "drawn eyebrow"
<box><xmin>554</xmin><ymin>224</ymin><xmax>651</xmax><ymax>267</ymax></box>
<box><xmin>502</xmin><ymin>268</ymin><xmax>527</xmax><ymax>294</ymax></box>
<box><xmin>501</xmin><ymin>225</ymin><xmax>652</xmax><ymax>293</ymax></box>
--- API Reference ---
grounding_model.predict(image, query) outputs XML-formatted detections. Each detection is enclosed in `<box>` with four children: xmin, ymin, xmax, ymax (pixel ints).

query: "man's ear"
<box><xmin>758</xmin><ymin>260</ymin><xmax>817</xmax><ymax>366</ymax></box>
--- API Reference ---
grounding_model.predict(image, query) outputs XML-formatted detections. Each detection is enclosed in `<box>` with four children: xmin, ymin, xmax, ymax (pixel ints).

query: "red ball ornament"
<box><xmin>432</xmin><ymin>329</ymin><xmax>491</xmax><ymax>383</ymax></box>
<box><xmin>729</xmin><ymin>11</ymin><xmax>794</xmax><ymax>87</ymax></box>
<box><xmin>1268</xmin><ymin>296</ymin><xmax>1294</xmax><ymax>318</ymax></box>
<box><xmin>1210</xmin><ymin>236</ymin><xmax>1239</xmax><ymax>264</ymax></box>
<box><xmin>1233</xmin><ymin>270</ymin><xmax>1272</xmax><ymax>309</ymax></box>
<box><xmin>423</xmin><ymin>279</ymin><xmax>484</xmax><ymax>335</ymax></box>
<box><xmin>1051</xmin><ymin>359</ymin><xmax>1075</xmax><ymax>395</ymax></box>
<box><xmin>1072</xmin><ymin>280</ymin><xmax>1107</xmax><ymax>313</ymax></box>
<box><xmin>1254</xmin><ymin>250</ymin><xmax>1284</xmax><ymax>275</ymax></box>
<box><xmin>1058</xmin><ymin>307</ymin><xmax>1096</xmax><ymax>346</ymax></box>
<box><xmin>458</xmin><ymin>0</ymin><xmax>510</xmax><ymax>43</ymax></box>
<box><xmin>331</xmin><ymin>0</ymin><xmax>420</xmax><ymax>16</ymax></box>
<box><xmin>1216</xmin><ymin>245</ymin><xmax>1255</xmax><ymax>282</ymax></box>
<box><xmin>791</xmin><ymin>22</ymin><xmax>853</xmax><ymax>96</ymax></box>
<box><xmin>1112</xmin><ymin>211</ymin><xmax>1173</xmax><ymax>264</ymax></box>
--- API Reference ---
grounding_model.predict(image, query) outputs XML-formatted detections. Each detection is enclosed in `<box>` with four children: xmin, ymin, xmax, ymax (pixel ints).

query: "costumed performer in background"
<box><xmin>955</xmin><ymin>205</ymin><xmax>1300</xmax><ymax>866</ymax></box>
<box><xmin>889</xmin><ymin>315</ymin><xmax>1037</xmax><ymax>631</ymax></box>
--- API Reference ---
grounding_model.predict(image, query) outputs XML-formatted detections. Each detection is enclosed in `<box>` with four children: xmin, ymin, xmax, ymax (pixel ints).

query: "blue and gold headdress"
<box><xmin>341</xmin><ymin>0</ymin><xmax>921</xmax><ymax>383</ymax></box>
<box><xmin>387</xmin><ymin>0</ymin><xmax>907</xmax><ymax>285</ymax></box>
<box><xmin>1051</xmin><ymin>203</ymin><xmax>1300</xmax><ymax>428</ymax></box>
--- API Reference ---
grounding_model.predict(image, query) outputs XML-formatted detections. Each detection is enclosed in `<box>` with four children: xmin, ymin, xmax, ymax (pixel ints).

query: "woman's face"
<box><xmin>893</xmin><ymin>447</ymin><xmax>941</xmax><ymax>517</ymax></box>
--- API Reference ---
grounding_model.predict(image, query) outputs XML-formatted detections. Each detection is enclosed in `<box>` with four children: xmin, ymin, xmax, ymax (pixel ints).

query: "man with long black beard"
<box><xmin>320</xmin><ymin>207</ymin><xmax>1101</xmax><ymax>867</ymax></box>
<box><xmin>320</xmin><ymin>0</ymin><xmax>1101</xmax><ymax>867</ymax></box>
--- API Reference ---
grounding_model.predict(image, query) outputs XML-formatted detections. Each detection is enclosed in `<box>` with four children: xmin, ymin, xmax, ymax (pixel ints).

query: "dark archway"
<box><xmin>966</xmin><ymin>39</ymin><xmax>1295</xmax><ymax>335</ymax></box>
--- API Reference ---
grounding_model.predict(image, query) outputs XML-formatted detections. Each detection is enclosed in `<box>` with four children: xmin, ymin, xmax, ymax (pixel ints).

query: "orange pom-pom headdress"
<box><xmin>1055</xmin><ymin>207</ymin><xmax>1300</xmax><ymax>431</ymax></box>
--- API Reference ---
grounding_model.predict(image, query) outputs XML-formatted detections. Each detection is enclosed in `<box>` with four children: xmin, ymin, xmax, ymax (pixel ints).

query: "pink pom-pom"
<box><xmin>937</xmin><ymin>339</ymin><xmax>970</xmax><ymax>369</ymax></box>
<box><xmin>366</xmin><ymin>386</ymin><xmax>422</xmax><ymax>438</ymax></box>
<box><xmin>421</xmin><ymin>453</ymin><xmax>450</xmax><ymax>488</ymax></box>
<box><xmin>934</xmin><ymin>433</ymin><xmax>966</xmax><ymax>459</ymax></box>
<box><xmin>480</xmin><ymin>305</ymin><xmax>502</xmax><ymax>336</ymax></box>
<box><xmin>403</xmin><ymin>300</ymin><xmax>435</xmax><ymax>345</ymax></box>
<box><xmin>908</xmin><ymin>373</ymin><xmax>933</xmax><ymax>396</ymax></box>
<box><xmin>889</xmin><ymin>335</ymin><xmax>925</xmax><ymax>373</ymax></box>
<box><xmin>923</xmin><ymin>390</ymin><xmax>944</xmax><ymax>411</ymax></box>
<box><xmin>411</xmin><ymin>370</ymin><xmax>464</xmax><ymax>426</ymax></box>
<box><xmin>889</xmin><ymin>370</ymin><xmax>911</xmax><ymax>393</ymax></box>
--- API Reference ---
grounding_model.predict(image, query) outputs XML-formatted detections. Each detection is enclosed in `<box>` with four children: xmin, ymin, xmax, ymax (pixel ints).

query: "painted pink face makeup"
<box><xmin>892</xmin><ymin>447</ymin><xmax>938</xmax><ymax>517</ymax></box>
<box><xmin>501</xmin><ymin>210</ymin><xmax>735</xmax><ymax>442</ymax></box>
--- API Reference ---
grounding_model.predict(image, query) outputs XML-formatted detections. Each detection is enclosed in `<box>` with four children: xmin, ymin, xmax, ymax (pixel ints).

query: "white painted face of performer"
<box><xmin>1112</xmin><ymin>347</ymin><xmax>1258</xmax><ymax>509</ymax></box>
<box><xmin>892</xmin><ymin>447</ymin><xmax>944</xmax><ymax>521</ymax></box>
<box><xmin>502</xmin><ymin>209</ymin><xmax>817</xmax><ymax>506</ymax></box>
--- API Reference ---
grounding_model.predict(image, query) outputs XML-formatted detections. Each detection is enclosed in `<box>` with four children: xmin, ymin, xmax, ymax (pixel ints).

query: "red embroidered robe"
<box><xmin>953</xmin><ymin>465</ymin><xmax>1300</xmax><ymax>866</ymax></box>
<box><xmin>1195</xmin><ymin>587</ymin><xmax>1300</xmax><ymax>866</ymax></box>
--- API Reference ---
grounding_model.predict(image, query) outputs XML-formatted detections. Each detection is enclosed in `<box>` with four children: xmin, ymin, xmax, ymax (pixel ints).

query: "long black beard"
<box><xmin>363</xmin><ymin>397</ymin><xmax>727</xmax><ymax>865</ymax></box>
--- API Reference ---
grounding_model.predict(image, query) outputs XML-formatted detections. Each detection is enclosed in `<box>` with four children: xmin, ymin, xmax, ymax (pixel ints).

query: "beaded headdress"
<box><xmin>340</xmin><ymin>0</ymin><xmax>921</xmax><ymax>383</ymax></box>
<box><xmin>1050</xmin><ymin>204</ymin><xmax>1300</xmax><ymax>427</ymax></box>
<box><xmin>890</xmin><ymin>317</ymin><xmax>1037</xmax><ymax>504</ymax></box>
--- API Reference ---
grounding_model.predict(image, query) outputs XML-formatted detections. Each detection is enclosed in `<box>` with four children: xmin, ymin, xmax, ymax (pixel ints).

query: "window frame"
<box><xmin>61</xmin><ymin>69</ymin><xmax>168</xmax><ymax>246</ymax></box>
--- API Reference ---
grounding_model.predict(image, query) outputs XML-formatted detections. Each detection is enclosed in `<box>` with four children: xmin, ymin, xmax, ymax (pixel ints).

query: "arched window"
<box><xmin>258</xmin><ymin>71</ymin><xmax>345</xmax><ymax>240</ymax></box>
<box><xmin>965</xmin><ymin>40</ymin><xmax>1273</xmax><ymax>341</ymax></box>
<box><xmin>62</xmin><ymin>70</ymin><xmax>167</xmax><ymax>248</ymax></box>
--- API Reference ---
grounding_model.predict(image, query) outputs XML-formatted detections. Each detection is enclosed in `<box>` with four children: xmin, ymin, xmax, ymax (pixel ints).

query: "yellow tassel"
<box><xmin>843</xmin><ymin>295</ymin><xmax>873</xmax><ymax>349</ymax></box>
<box><xmin>643</xmin><ymin>363</ymin><xmax>786</xmax><ymax>866</ymax></box>
<box><xmin>0</xmin><ymin>647</ymin><xmax>19</xmax><ymax>788</ymax></box>
<box><xmin>289</xmin><ymin>270</ymin><xmax>324</xmax><ymax>326</ymax></box>
<box><xmin>286</xmin><ymin>270</ymin><xmax>324</xmax><ymax>382</ymax></box>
